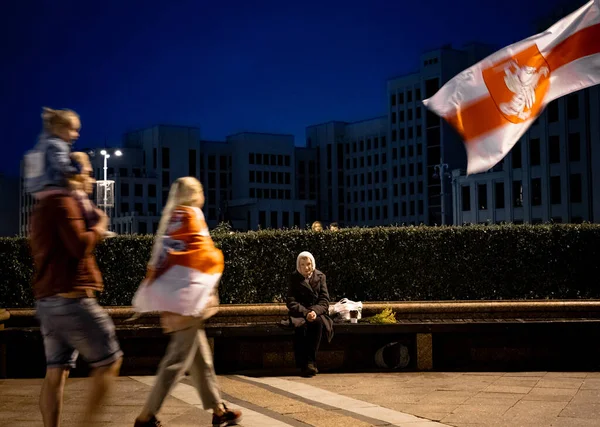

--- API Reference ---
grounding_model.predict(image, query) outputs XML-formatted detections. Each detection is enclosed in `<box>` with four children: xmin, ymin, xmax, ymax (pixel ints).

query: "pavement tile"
<box><xmin>499</xmin><ymin>400</ymin><xmax>566</xmax><ymax>422</ymax></box>
<box><xmin>491</xmin><ymin>377</ymin><xmax>540</xmax><ymax>387</ymax></box>
<box><xmin>503</xmin><ymin>371</ymin><xmax>547</xmax><ymax>377</ymax></box>
<box><xmin>394</xmin><ymin>403</ymin><xmax>458</xmax><ymax>421</ymax></box>
<box><xmin>462</xmin><ymin>392</ymin><xmax>523</xmax><ymax>406</ymax></box>
<box><xmin>550</xmin><ymin>417</ymin><xmax>600</xmax><ymax>426</ymax></box>
<box><xmin>544</xmin><ymin>372</ymin><xmax>589</xmax><ymax>379</ymax></box>
<box><xmin>536</xmin><ymin>378</ymin><xmax>584</xmax><ymax>389</ymax></box>
<box><xmin>567</xmin><ymin>388</ymin><xmax>600</xmax><ymax>404</ymax></box>
<box><xmin>521</xmin><ymin>387</ymin><xmax>578</xmax><ymax>402</ymax></box>
<box><xmin>580</xmin><ymin>378</ymin><xmax>600</xmax><ymax>390</ymax></box>
<box><xmin>559</xmin><ymin>402</ymin><xmax>600</xmax><ymax>419</ymax></box>
<box><xmin>483</xmin><ymin>384</ymin><xmax>533</xmax><ymax>394</ymax></box>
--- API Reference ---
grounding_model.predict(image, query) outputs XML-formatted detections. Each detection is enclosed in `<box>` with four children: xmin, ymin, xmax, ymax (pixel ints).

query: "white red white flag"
<box><xmin>423</xmin><ymin>0</ymin><xmax>600</xmax><ymax>175</ymax></box>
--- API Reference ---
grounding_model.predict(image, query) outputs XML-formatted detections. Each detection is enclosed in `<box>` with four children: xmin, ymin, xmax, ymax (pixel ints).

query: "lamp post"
<box><xmin>99</xmin><ymin>149</ymin><xmax>122</xmax><ymax>214</ymax></box>
<box><xmin>432</xmin><ymin>160</ymin><xmax>450</xmax><ymax>225</ymax></box>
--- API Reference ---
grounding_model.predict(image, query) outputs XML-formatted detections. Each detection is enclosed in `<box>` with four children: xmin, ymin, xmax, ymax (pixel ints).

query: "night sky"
<box><xmin>1</xmin><ymin>0</ymin><xmax>573</xmax><ymax>176</ymax></box>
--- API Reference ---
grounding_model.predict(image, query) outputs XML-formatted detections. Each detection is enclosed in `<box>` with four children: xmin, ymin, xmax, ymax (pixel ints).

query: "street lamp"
<box><xmin>98</xmin><ymin>149</ymin><xmax>123</xmax><ymax>214</ymax></box>
<box><xmin>432</xmin><ymin>160</ymin><xmax>450</xmax><ymax>225</ymax></box>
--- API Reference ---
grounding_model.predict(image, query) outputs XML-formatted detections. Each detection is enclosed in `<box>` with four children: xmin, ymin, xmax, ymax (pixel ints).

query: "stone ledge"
<box><xmin>5</xmin><ymin>300</ymin><xmax>600</xmax><ymax>328</ymax></box>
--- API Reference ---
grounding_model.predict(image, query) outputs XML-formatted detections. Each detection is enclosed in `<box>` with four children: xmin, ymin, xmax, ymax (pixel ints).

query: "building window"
<box><xmin>249</xmin><ymin>153</ymin><xmax>255</xmax><ymax>164</ymax></box>
<box><xmin>119</xmin><ymin>168</ymin><xmax>128</xmax><ymax>177</ymax></box>
<box><xmin>495</xmin><ymin>182</ymin><xmax>505</xmax><ymax>209</ymax></box>
<box><xmin>120</xmin><ymin>182</ymin><xmax>129</xmax><ymax>197</ymax></box>
<box><xmin>569</xmin><ymin>173</ymin><xmax>582</xmax><ymax>203</ymax></box>
<box><xmin>134</xmin><ymin>203</ymin><xmax>143</xmax><ymax>214</ymax></box>
<box><xmin>249</xmin><ymin>170</ymin><xmax>255</xmax><ymax>182</ymax></box>
<box><xmin>187</xmin><ymin>150</ymin><xmax>196</xmax><ymax>177</ymax></box>
<box><xmin>162</xmin><ymin>147</ymin><xmax>170</xmax><ymax>169</ymax></box>
<box><xmin>462</xmin><ymin>186</ymin><xmax>471</xmax><ymax>211</ymax></box>
<box><xmin>390</xmin><ymin>94</ymin><xmax>396</xmax><ymax>106</ymax></box>
<box><xmin>135</xmin><ymin>184</ymin><xmax>143</xmax><ymax>197</ymax></box>
<box><xmin>547</xmin><ymin>100</ymin><xmax>559</xmax><ymax>123</ymax></box>
<box><xmin>529</xmin><ymin>138</ymin><xmax>541</xmax><ymax>166</ymax></box>
<box><xmin>425</xmin><ymin>78</ymin><xmax>439</xmax><ymax>98</ymax></box>
<box><xmin>550</xmin><ymin>176</ymin><xmax>561</xmax><ymax>204</ymax></box>
<box><xmin>567</xmin><ymin>93</ymin><xmax>579</xmax><ymax>120</ymax></box>
<box><xmin>208</xmin><ymin>155</ymin><xmax>216</xmax><ymax>170</ymax></box>
<box><xmin>146</xmin><ymin>184</ymin><xmax>155</xmax><ymax>198</ymax></box>
<box><xmin>258</xmin><ymin>211</ymin><xmax>266</xmax><ymax>228</ymax></box>
<box><xmin>138</xmin><ymin>222</ymin><xmax>147</xmax><ymax>234</ymax></box>
<box><xmin>149</xmin><ymin>203</ymin><xmax>156</xmax><ymax>215</ymax></box>
<box><xmin>513</xmin><ymin>181</ymin><xmax>523</xmax><ymax>207</ymax></box>
<box><xmin>512</xmin><ymin>141</ymin><xmax>522</xmax><ymax>168</ymax></box>
<box><xmin>153</xmin><ymin>148</ymin><xmax>157</xmax><ymax>168</ymax></box>
<box><xmin>531</xmin><ymin>178</ymin><xmax>542</xmax><ymax>206</ymax></box>
<box><xmin>120</xmin><ymin>202</ymin><xmax>129</xmax><ymax>213</ymax></box>
<box><xmin>478</xmin><ymin>184</ymin><xmax>488</xmax><ymax>210</ymax></box>
<box><xmin>568</xmin><ymin>133</ymin><xmax>581</xmax><ymax>162</ymax></box>
<box><xmin>270</xmin><ymin>211</ymin><xmax>278</xmax><ymax>228</ymax></box>
<box><xmin>549</xmin><ymin>136</ymin><xmax>560</xmax><ymax>163</ymax></box>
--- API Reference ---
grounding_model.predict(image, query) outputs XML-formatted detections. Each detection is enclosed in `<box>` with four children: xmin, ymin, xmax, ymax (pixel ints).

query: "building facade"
<box><xmin>452</xmin><ymin>86</ymin><xmax>600</xmax><ymax>225</ymax></box>
<box><xmin>19</xmin><ymin>43</ymin><xmax>599</xmax><ymax>234</ymax></box>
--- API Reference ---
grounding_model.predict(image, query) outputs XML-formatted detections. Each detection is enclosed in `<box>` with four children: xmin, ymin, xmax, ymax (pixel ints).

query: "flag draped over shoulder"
<box><xmin>423</xmin><ymin>0</ymin><xmax>600</xmax><ymax>175</ymax></box>
<box><xmin>132</xmin><ymin>205</ymin><xmax>224</xmax><ymax>317</ymax></box>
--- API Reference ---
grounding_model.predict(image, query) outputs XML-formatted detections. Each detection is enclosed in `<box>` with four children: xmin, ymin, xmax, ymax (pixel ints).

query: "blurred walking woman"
<box><xmin>132</xmin><ymin>177</ymin><xmax>241</xmax><ymax>427</ymax></box>
<box><xmin>286</xmin><ymin>251</ymin><xmax>334</xmax><ymax>377</ymax></box>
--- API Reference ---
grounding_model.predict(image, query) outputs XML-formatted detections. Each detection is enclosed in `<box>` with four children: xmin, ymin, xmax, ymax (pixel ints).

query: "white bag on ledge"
<box><xmin>330</xmin><ymin>298</ymin><xmax>363</xmax><ymax>321</ymax></box>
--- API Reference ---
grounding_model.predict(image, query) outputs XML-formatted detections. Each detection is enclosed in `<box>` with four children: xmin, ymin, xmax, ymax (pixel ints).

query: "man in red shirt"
<box><xmin>30</xmin><ymin>160</ymin><xmax>123</xmax><ymax>427</ymax></box>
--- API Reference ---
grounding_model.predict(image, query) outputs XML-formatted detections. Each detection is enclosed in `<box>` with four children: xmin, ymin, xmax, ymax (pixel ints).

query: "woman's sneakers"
<box><xmin>212</xmin><ymin>404</ymin><xmax>242</xmax><ymax>426</ymax></box>
<box><xmin>134</xmin><ymin>415</ymin><xmax>162</xmax><ymax>427</ymax></box>
<box><xmin>301</xmin><ymin>363</ymin><xmax>319</xmax><ymax>377</ymax></box>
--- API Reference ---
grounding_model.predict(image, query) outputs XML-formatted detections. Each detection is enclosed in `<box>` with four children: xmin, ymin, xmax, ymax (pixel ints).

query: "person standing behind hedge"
<box><xmin>287</xmin><ymin>251</ymin><xmax>334</xmax><ymax>377</ymax></box>
<box><xmin>132</xmin><ymin>177</ymin><xmax>241</xmax><ymax>427</ymax></box>
<box><xmin>29</xmin><ymin>162</ymin><xmax>123</xmax><ymax>427</ymax></box>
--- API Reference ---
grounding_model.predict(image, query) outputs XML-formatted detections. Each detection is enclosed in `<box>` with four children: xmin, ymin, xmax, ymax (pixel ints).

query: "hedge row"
<box><xmin>1</xmin><ymin>224</ymin><xmax>600</xmax><ymax>308</ymax></box>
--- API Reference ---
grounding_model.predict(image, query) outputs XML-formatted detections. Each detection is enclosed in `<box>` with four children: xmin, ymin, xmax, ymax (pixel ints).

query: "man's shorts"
<box><xmin>36</xmin><ymin>296</ymin><xmax>123</xmax><ymax>369</ymax></box>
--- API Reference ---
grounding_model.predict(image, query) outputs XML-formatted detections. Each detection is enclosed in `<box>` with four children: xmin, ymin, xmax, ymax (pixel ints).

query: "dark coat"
<box><xmin>286</xmin><ymin>270</ymin><xmax>334</xmax><ymax>342</ymax></box>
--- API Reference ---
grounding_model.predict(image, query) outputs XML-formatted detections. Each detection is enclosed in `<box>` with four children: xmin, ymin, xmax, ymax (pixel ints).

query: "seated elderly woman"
<box><xmin>286</xmin><ymin>251</ymin><xmax>333</xmax><ymax>377</ymax></box>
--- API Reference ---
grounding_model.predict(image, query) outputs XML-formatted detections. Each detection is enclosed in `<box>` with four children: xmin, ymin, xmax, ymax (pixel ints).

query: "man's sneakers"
<box><xmin>212</xmin><ymin>404</ymin><xmax>242</xmax><ymax>426</ymax></box>
<box><xmin>134</xmin><ymin>415</ymin><xmax>162</xmax><ymax>427</ymax></box>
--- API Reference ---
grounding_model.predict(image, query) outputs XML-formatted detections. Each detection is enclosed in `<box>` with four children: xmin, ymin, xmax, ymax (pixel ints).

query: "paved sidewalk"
<box><xmin>1</xmin><ymin>371</ymin><xmax>599</xmax><ymax>426</ymax></box>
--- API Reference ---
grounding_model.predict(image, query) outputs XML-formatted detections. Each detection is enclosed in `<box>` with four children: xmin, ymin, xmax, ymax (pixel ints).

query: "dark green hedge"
<box><xmin>2</xmin><ymin>224</ymin><xmax>600</xmax><ymax>308</ymax></box>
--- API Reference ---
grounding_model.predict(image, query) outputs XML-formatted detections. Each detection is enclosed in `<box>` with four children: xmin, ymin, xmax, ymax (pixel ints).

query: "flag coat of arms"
<box><xmin>423</xmin><ymin>0</ymin><xmax>600</xmax><ymax>175</ymax></box>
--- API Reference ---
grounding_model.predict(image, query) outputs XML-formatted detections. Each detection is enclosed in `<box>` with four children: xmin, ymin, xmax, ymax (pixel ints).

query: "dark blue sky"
<box><xmin>1</xmin><ymin>0</ymin><xmax>571</xmax><ymax>175</ymax></box>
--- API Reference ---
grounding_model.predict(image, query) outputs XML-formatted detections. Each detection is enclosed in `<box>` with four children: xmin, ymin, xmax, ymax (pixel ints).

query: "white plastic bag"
<box><xmin>330</xmin><ymin>298</ymin><xmax>363</xmax><ymax>321</ymax></box>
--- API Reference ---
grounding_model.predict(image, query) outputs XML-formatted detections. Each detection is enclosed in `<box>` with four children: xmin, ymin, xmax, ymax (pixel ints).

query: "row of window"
<box><xmin>248</xmin><ymin>170</ymin><xmax>291</xmax><ymax>185</ymax></box>
<box><xmin>257</xmin><ymin>210</ymin><xmax>302</xmax><ymax>229</ymax></box>
<box><xmin>249</xmin><ymin>188</ymin><xmax>292</xmax><ymax>200</ymax></box>
<box><xmin>249</xmin><ymin>153</ymin><xmax>291</xmax><ymax>167</ymax></box>
<box><xmin>461</xmin><ymin>174</ymin><xmax>584</xmax><ymax>211</ymax></box>
<box><xmin>391</xmin><ymin>107</ymin><xmax>422</xmax><ymax>123</ymax></box>
<box><xmin>390</xmin><ymin>88</ymin><xmax>423</xmax><ymax>106</ymax></box>
<box><xmin>345</xmin><ymin>137</ymin><xmax>388</xmax><ymax>154</ymax></box>
<box><xmin>346</xmin><ymin>199</ymin><xmax>425</xmax><ymax>223</ymax></box>
<box><xmin>391</xmin><ymin>126</ymin><xmax>422</xmax><ymax>142</ymax></box>
<box><xmin>511</xmin><ymin>133</ymin><xmax>582</xmax><ymax>168</ymax></box>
